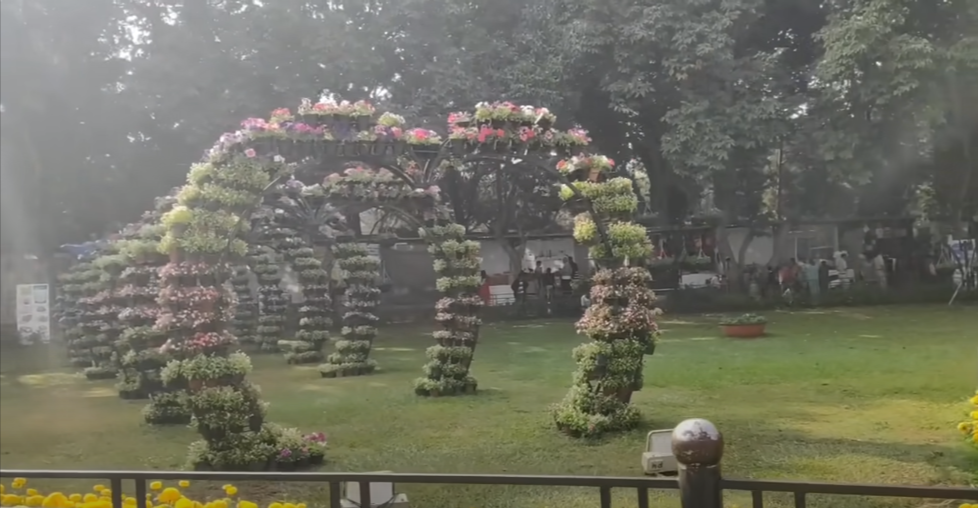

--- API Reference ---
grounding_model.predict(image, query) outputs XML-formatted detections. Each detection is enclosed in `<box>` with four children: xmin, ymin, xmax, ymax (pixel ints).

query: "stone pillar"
<box><xmin>672</xmin><ymin>418</ymin><xmax>724</xmax><ymax>508</ymax></box>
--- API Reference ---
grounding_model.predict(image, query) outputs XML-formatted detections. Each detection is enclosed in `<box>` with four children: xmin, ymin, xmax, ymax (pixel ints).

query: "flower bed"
<box><xmin>958</xmin><ymin>390</ymin><xmax>977</xmax><ymax>448</ymax></box>
<box><xmin>0</xmin><ymin>478</ymin><xmax>321</xmax><ymax>508</ymax></box>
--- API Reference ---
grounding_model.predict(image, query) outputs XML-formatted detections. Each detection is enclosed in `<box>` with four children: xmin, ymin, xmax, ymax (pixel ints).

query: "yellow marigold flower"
<box><xmin>42</xmin><ymin>492</ymin><xmax>69</xmax><ymax>508</ymax></box>
<box><xmin>27</xmin><ymin>489</ymin><xmax>39</xmax><ymax>496</ymax></box>
<box><xmin>212</xmin><ymin>499</ymin><xmax>228</xmax><ymax>508</ymax></box>
<box><xmin>67</xmin><ymin>495</ymin><xmax>81</xmax><ymax>503</ymax></box>
<box><xmin>157</xmin><ymin>488</ymin><xmax>181</xmax><ymax>504</ymax></box>
<box><xmin>0</xmin><ymin>485</ymin><xmax>5</xmax><ymax>494</ymax></box>
<box><xmin>178</xmin><ymin>481</ymin><xmax>190</xmax><ymax>489</ymax></box>
<box><xmin>27</xmin><ymin>494</ymin><xmax>45</xmax><ymax>507</ymax></box>
<box><xmin>93</xmin><ymin>486</ymin><xmax>105</xmax><ymax>493</ymax></box>
<box><xmin>83</xmin><ymin>494</ymin><xmax>97</xmax><ymax>503</ymax></box>
<box><xmin>268</xmin><ymin>503</ymin><xmax>283</xmax><ymax>508</ymax></box>
<box><xmin>236</xmin><ymin>502</ymin><xmax>257</xmax><ymax>508</ymax></box>
<box><xmin>99</xmin><ymin>490</ymin><xmax>111</xmax><ymax>498</ymax></box>
<box><xmin>174</xmin><ymin>497</ymin><xmax>193</xmax><ymax>508</ymax></box>
<box><xmin>193</xmin><ymin>502</ymin><xmax>203</xmax><ymax>508</ymax></box>
<box><xmin>296</xmin><ymin>504</ymin><xmax>306</xmax><ymax>508</ymax></box>
<box><xmin>223</xmin><ymin>486</ymin><xmax>238</xmax><ymax>497</ymax></box>
<box><xmin>282</xmin><ymin>503</ymin><xmax>295</xmax><ymax>508</ymax></box>
<box><xmin>150</xmin><ymin>482</ymin><xmax>163</xmax><ymax>492</ymax></box>
<box><xmin>145</xmin><ymin>501</ymin><xmax>153</xmax><ymax>508</ymax></box>
<box><xmin>3</xmin><ymin>494</ymin><xmax>23</xmax><ymax>505</ymax></box>
<box><xmin>12</xmin><ymin>479</ymin><xmax>27</xmax><ymax>489</ymax></box>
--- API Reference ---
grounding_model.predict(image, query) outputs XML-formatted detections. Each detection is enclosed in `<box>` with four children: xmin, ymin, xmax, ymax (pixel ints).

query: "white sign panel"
<box><xmin>16</xmin><ymin>284</ymin><xmax>51</xmax><ymax>345</ymax></box>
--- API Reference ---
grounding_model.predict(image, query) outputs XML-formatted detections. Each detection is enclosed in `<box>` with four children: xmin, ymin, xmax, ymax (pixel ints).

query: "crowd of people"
<box><xmin>500</xmin><ymin>256</ymin><xmax>580</xmax><ymax>303</ymax></box>
<box><xmin>739</xmin><ymin>254</ymin><xmax>850</xmax><ymax>303</ymax></box>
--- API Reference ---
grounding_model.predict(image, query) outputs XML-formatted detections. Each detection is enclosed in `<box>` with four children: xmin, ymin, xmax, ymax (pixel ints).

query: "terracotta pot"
<box><xmin>721</xmin><ymin>324</ymin><xmax>766</xmax><ymax>338</ymax></box>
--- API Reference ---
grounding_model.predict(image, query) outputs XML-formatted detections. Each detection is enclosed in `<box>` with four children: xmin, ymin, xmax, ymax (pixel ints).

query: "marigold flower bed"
<box><xmin>0</xmin><ymin>479</ymin><xmax>306</xmax><ymax>508</ymax></box>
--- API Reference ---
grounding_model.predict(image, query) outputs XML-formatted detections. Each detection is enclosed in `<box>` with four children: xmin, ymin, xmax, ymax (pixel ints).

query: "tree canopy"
<box><xmin>2</xmin><ymin>0</ymin><xmax>975</xmax><ymax>253</ymax></box>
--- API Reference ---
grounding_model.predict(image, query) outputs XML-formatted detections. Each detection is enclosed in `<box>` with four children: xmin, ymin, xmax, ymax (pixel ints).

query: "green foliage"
<box><xmin>718</xmin><ymin>313</ymin><xmax>768</xmax><ymax>326</ymax></box>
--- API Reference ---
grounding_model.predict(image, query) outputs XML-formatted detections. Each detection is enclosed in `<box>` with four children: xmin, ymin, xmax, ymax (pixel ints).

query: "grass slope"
<box><xmin>1</xmin><ymin>304</ymin><xmax>976</xmax><ymax>508</ymax></box>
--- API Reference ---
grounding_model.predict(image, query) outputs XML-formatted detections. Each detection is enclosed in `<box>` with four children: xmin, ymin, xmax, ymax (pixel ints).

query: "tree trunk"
<box><xmin>500</xmin><ymin>236</ymin><xmax>526</xmax><ymax>282</ymax></box>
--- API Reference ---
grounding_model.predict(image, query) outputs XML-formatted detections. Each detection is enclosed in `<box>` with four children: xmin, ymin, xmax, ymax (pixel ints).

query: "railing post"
<box><xmin>672</xmin><ymin>418</ymin><xmax>724</xmax><ymax>508</ymax></box>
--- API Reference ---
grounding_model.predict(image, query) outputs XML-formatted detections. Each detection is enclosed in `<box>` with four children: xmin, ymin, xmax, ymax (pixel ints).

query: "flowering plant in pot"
<box><xmin>270</xmin><ymin>107</ymin><xmax>293</xmax><ymax>123</ymax></box>
<box><xmin>449</xmin><ymin>126</ymin><xmax>477</xmax><ymax>156</ymax></box>
<box><xmin>535</xmin><ymin>107</ymin><xmax>556</xmax><ymax>129</ymax></box>
<box><xmin>355</xmin><ymin>129</ymin><xmax>379</xmax><ymax>155</ymax></box>
<box><xmin>557</xmin><ymin>154</ymin><xmax>616</xmax><ymax>182</ymax></box>
<box><xmin>404</xmin><ymin>128</ymin><xmax>442</xmax><ymax>158</ymax></box>
<box><xmin>448</xmin><ymin>111</ymin><xmax>473</xmax><ymax>127</ymax></box>
<box><xmin>351</xmin><ymin>100</ymin><xmax>375</xmax><ymax>130</ymax></box>
<box><xmin>297</xmin><ymin>98</ymin><xmax>336</xmax><ymax>126</ymax></box>
<box><xmin>718</xmin><ymin>313</ymin><xmax>768</xmax><ymax>338</ymax></box>
<box><xmin>378</xmin><ymin>112</ymin><xmax>405</xmax><ymax>128</ymax></box>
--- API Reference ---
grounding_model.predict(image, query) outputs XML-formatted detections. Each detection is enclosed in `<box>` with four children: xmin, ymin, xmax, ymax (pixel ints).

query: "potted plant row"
<box><xmin>718</xmin><ymin>313</ymin><xmax>768</xmax><ymax>338</ymax></box>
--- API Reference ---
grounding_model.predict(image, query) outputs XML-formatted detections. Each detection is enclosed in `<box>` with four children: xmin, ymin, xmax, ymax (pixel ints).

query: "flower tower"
<box><xmin>229</xmin><ymin>263</ymin><xmax>258</xmax><ymax>346</ymax></box>
<box><xmin>551</xmin><ymin>162</ymin><xmax>658</xmax><ymax>438</ymax></box>
<box><xmin>284</xmin><ymin>239</ymin><xmax>331</xmax><ymax>365</ymax></box>
<box><xmin>82</xmin><ymin>247</ymin><xmax>127</xmax><ymax>380</ymax></box>
<box><xmin>252</xmin><ymin>241</ymin><xmax>287</xmax><ymax>353</ymax></box>
<box><xmin>57</xmin><ymin>259</ymin><xmax>97</xmax><ymax>368</ymax></box>
<box><xmin>318</xmin><ymin>242</ymin><xmax>380</xmax><ymax>377</ymax></box>
<box><xmin>156</xmin><ymin>151</ymin><xmax>300</xmax><ymax>470</ymax></box>
<box><xmin>412</xmin><ymin>223</ymin><xmax>483</xmax><ymax>396</ymax></box>
<box><xmin>115</xmin><ymin>220</ymin><xmax>169</xmax><ymax>400</ymax></box>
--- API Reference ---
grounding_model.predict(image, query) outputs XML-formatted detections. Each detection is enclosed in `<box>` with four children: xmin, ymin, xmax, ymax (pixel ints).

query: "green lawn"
<box><xmin>1</xmin><ymin>304</ymin><xmax>976</xmax><ymax>508</ymax></box>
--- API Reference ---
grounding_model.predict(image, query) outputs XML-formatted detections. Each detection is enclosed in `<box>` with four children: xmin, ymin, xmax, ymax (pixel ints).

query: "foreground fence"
<box><xmin>2</xmin><ymin>420</ymin><xmax>974</xmax><ymax>508</ymax></box>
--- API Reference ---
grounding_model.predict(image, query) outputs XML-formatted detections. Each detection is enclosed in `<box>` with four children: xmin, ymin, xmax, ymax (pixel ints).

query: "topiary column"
<box><xmin>550</xmin><ymin>163</ymin><xmax>659</xmax><ymax>438</ymax></box>
<box><xmin>252</xmin><ymin>243</ymin><xmax>287</xmax><ymax>353</ymax></box>
<box><xmin>413</xmin><ymin>223</ymin><xmax>483</xmax><ymax>396</ymax></box>
<box><xmin>283</xmin><ymin>241</ymin><xmax>331</xmax><ymax>365</ymax></box>
<box><xmin>83</xmin><ymin>249</ymin><xmax>127</xmax><ymax>381</ymax></box>
<box><xmin>229</xmin><ymin>264</ymin><xmax>258</xmax><ymax>347</ymax></box>
<box><xmin>156</xmin><ymin>151</ymin><xmax>304</xmax><ymax>471</ymax></box>
<box><xmin>318</xmin><ymin>242</ymin><xmax>380</xmax><ymax>377</ymax></box>
<box><xmin>58</xmin><ymin>261</ymin><xmax>95</xmax><ymax>368</ymax></box>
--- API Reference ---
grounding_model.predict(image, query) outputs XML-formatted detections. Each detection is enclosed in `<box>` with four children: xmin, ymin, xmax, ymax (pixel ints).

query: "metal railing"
<box><xmin>2</xmin><ymin>419</ymin><xmax>974</xmax><ymax>508</ymax></box>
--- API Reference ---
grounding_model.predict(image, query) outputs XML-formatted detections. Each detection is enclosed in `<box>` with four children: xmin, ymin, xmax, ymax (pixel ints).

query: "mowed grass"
<box><xmin>1</xmin><ymin>304</ymin><xmax>976</xmax><ymax>508</ymax></box>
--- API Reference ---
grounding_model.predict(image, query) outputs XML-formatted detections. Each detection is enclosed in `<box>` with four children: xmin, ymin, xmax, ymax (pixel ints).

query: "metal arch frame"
<box><xmin>215</xmin><ymin>139</ymin><xmax>620</xmax><ymax>270</ymax></box>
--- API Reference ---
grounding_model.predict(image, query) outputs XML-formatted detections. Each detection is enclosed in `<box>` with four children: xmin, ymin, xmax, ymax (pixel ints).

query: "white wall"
<box><xmin>479</xmin><ymin>237</ymin><xmax>578</xmax><ymax>276</ymax></box>
<box><xmin>725</xmin><ymin>227</ymin><xmax>775</xmax><ymax>265</ymax></box>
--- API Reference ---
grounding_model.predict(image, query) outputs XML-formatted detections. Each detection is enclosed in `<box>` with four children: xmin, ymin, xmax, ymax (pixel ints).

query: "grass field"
<box><xmin>1</xmin><ymin>304</ymin><xmax>976</xmax><ymax>508</ymax></box>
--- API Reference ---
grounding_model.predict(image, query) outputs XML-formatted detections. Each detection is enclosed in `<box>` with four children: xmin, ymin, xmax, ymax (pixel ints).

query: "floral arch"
<box><xmin>147</xmin><ymin>98</ymin><xmax>657</xmax><ymax>469</ymax></box>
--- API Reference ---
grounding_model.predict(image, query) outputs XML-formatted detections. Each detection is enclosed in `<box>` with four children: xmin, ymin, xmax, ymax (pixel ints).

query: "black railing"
<box><xmin>2</xmin><ymin>419</ymin><xmax>974</xmax><ymax>508</ymax></box>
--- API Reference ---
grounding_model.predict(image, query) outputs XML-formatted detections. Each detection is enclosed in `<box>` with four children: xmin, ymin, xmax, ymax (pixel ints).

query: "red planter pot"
<box><xmin>721</xmin><ymin>324</ymin><xmax>766</xmax><ymax>338</ymax></box>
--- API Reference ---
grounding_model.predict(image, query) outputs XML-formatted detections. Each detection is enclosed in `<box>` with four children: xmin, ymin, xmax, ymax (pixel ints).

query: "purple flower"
<box><xmin>279</xmin><ymin>448</ymin><xmax>292</xmax><ymax>458</ymax></box>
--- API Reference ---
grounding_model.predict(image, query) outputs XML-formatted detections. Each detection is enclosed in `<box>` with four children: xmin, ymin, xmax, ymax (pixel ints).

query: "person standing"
<box><xmin>543</xmin><ymin>267</ymin><xmax>556</xmax><ymax>301</ymax></box>
<box><xmin>803</xmin><ymin>259</ymin><xmax>820</xmax><ymax>301</ymax></box>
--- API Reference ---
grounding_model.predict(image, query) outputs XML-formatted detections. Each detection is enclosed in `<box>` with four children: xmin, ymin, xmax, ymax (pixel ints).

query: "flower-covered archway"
<box><xmin>151</xmin><ymin>97</ymin><xmax>655</xmax><ymax>469</ymax></box>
